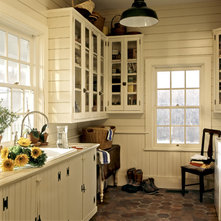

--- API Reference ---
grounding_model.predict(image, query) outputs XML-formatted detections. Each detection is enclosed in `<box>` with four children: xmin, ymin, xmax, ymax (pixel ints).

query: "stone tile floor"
<box><xmin>90</xmin><ymin>187</ymin><xmax>218</xmax><ymax>221</ymax></box>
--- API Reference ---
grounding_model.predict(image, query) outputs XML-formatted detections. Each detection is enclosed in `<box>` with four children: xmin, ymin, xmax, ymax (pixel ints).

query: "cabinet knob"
<box><xmin>122</xmin><ymin>82</ymin><xmax>126</xmax><ymax>86</ymax></box>
<box><xmin>83</xmin><ymin>88</ymin><xmax>87</xmax><ymax>93</ymax></box>
<box><xmin>99</xmin><ymin>91</ymin><xmax>103</xmax><ymax>96</ymax></box>
<box><xmin>36</xmin><ymin>178</ymin><xmax>42</xmax><ymax>183</ymax></box>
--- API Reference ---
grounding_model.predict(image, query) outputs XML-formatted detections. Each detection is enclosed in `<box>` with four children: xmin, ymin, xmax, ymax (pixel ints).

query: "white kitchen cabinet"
<box><xmin>0</xmin><ymin>146</ymin><xmax>97</xmax><ymax>221</ymax></box>
<box><xmin>48</xmin><ymin>8</ymin><xmax>107</xmax><ymax>123</ymax></box>
<box><xmin>213</xmin><ymin>28</ymin><xmax>221</xmax><ymax>112</ymax></box>
<box><xmin>0</xmin><ymin>176</ymin><xmax>36</xmax><ymax>221</ymax></box>
<box><xmin>107</xmin><ymin>35</ymin><xmax>143</xmax><ymax>113</ymax></box>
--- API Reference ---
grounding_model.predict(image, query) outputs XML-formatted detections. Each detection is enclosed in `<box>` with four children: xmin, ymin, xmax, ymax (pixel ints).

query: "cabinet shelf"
<box><xmin>112</xmin><ymin>59</ymin><xmax>121</xmax><ymax>63</ymax></box>
<box><xmin>127</xmin><ymin>59</ymin><xmax>137</xmax><ymax>62</ymax></box>
<box><xmin>75</xmin><ymin>42</ymin><xmax>81</xmax><ymax>49</ymax></box>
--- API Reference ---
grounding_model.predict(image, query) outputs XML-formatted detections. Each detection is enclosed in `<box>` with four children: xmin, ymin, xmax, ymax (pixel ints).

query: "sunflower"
<box><xmin>31</xmin><ymin>147</ymin><xmax>42</xmax><ymax>159</ymax></box>
<box><xmin>14</xmin><ymin>154</ymin><xmax>29</xmax><ymax>167</ymax></box>
<box><xmin>17</xmin><ymin>137</ymin><xmax>31</xmax><ymax>147</ymax></box>
<box><xmin>1</xmin><ymin>147</ymin><xmax>9</xmax><ymax>159</ymax></box>
<box><xmin>1</xmin><ymin>159</ymin><xmax>14</xmax><ymax>171</ymax></box>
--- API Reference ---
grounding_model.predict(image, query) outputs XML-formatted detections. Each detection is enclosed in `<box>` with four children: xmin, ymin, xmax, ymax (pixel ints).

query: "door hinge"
<box><xmin>93</xmin><ymin>196</ymin><xmax>96</xmax><ymax>203</ymax></box>
<box><xmin>66</xmin><ymin>167</ymin><xmax>70</xmax><ymax>176</ymax></box>
<box><xmin>214</xmin><ymin>35</ymin><xmax>216</xmax><ymax>40</ymax></box>
<box><xmin>93</xmin><ymin>154</ymin><xmax>96</xmax><ymax>161</ymax></box>
<box><xmin>81</xmin><ymin>184</ymin><xmax>86</xmax><ymax>192</ymax></box>
<box><xmin>215</xmin><ymin>99</ymin><xmax>216</xmax><ymax>105</ymax></box>
<box><xmin>107</xmin><ymin>101</ymin><xmax>109</xmax><ymax>106</ymax></box>
<box><xmin>58</xmin><ymin>171</ymin><xmax>61</xmax><ymax>182</ymax></box>
<box><xmin>139</xmin><ymin>39</ymin><xmax>141</xmax><ymax>44</ymax></box>
<box><xmin>139</xmin><ymin>100</ymin><xmax>141</xmax><ymax>106</ymax></box>
<box><xmin>3</xmin><ymin>196</ymin><xmax>8</xmax><ymax>211</ymax></box>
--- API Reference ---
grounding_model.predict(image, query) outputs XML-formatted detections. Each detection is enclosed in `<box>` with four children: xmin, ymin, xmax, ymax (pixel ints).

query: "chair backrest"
<box><xmin>201</xmin><ymin>128</ymin><xmax>221</xmax><ymax>159</ymax></box>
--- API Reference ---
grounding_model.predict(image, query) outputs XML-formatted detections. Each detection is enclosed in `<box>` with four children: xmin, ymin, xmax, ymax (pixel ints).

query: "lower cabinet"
<box><xmin>0</xmin><ymin>148</ymin><xmax>97</xmax><ymax>221</ymax></box>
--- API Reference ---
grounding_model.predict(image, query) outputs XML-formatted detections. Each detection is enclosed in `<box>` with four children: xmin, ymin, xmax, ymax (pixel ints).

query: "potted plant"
<box><xmin>27</xmin><ymin>124</ymin><xmax>48</xmax><ymax>145</ymax></box>
<box><xmin>0</xmin><ymin>100</ymin><xmax>18</xmax><ymax>143</ymax></box>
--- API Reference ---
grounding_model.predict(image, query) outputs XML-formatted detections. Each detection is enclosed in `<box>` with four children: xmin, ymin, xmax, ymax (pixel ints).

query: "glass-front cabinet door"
<box><xmin>84</xmin><ymin>27</ymin><xmax>90</xmax><ymax>113</ymax></box>
<box><xmin>92</xmin><ymin>33</ymin><xmax>98</xmax><ymax>112</ymax></box>
<box><xmin>126</xmin><ymin>40</ymin><xmax>138</xmax><ymax>108</ymax></box>
<box><xmin>214</xmin><ymin>28</ymin><xmax>221</xmax><ymax>112</ymax></box>
<box><xmin>110</xmin><ymin>40</ymin><xmax>123</xmax><ymax>110</ymax></box>
<box><xmin>108</xmin><ymin>35</ymin><xmax>143</xmax><ymax>112</ymax></box>
<box><xmin>99</xmin><ymin>39</ymin><xmax>105</xmax><ymax>112</ymax></box>
<box><xmin>74</xmin><ymin>19</ymin><xmax>82</xmax><ymax>113</ymax></box>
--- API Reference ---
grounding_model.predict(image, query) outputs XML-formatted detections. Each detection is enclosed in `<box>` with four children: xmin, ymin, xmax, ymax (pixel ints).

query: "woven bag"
<box><xmin>73</xmin><ymin>0</ymin><xmax>95</xmax><ymax>14</ymax></box>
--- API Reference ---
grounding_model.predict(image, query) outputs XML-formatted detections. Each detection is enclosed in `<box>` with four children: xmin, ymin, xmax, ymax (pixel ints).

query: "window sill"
<box><xmin>144</xmin><ymin>146</ymin><xmax>201</xmax><ymax>152</ymax></box>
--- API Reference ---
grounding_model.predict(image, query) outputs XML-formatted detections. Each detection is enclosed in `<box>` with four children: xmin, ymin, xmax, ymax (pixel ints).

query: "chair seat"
<box><xmin>181</xmin><ymin>164</ymin><xmax>214</xmax><ymax>175</ymax></box>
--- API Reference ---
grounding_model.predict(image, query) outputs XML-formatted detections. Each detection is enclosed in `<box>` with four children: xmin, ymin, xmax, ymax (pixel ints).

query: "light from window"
<box><xmin>156</xmin><ymin>69</ymin><xmax>200</xmax><ymax>145</ymax></box>
<box><xmin>0</xmin><ymin>28</ymin><xmax>34</xmax><ymax>142</ymax></box>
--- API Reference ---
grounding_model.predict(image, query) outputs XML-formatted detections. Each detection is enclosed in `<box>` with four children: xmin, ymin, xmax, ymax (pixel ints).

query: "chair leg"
<box><xmin>181</xmin><ymin>168</ymin><xmax>185</xmax><ymax>196</ymax></box>
<box><xmin>199</xmin><ymin>174</ymin><xmax>204</xmax><ymax>202</ymax></box>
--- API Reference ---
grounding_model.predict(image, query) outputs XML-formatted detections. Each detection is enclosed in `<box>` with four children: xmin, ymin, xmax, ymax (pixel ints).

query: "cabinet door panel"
<box><xmin>1</xmin><ymin>177</ymin><xmax>36</xmax><ymax>221</ymax></box>
<box><xmin>39</xmin><ymin>166</ymin><xmax>61</xmax><ymax>220</ymax></box>
<box><xmin>83</xmin><ymin>149</ymin><xmax>97</xmax><ymax>220</ymax></box>
<box><xmin>67</xmin><ymin>154</ymin><xmax>83</xmax><ymax>221</ymax></box>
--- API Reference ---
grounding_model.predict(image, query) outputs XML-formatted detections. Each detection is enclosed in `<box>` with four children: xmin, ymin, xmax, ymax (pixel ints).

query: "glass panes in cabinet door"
<box><xmin>111</xmin><ymin>42</ymin><xmax>121</xmax><ymax>106</ymax></box>
<box><xmin>100</xmin><ymin>39</ymin><xmax>105</xmax><ymax>112</ymax></box>
<box><xmin>75</xmin><ymin>20</ymin><xmax>81</xmax><ymax>43</ymax></box>
<box><xmin>74</xmin><ymin>19</ymin><xmax>82</xmax><ymax>113</ymax></box>
<box><xmin>127</xmin><ymin>40</ymin><xmax>137</xmax><ymax>106</ymax></box>
<box><xmin>85</xmin><ymin>70</ymin><xmax>90</xmax><ymax>112</ymax></box>
<box><xmin>92</xmin><ymin>34</ymin><xmax>98</xmax><ymax>112</ymax></box>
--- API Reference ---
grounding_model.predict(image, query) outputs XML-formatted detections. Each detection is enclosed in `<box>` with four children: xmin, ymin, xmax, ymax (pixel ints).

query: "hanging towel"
<box><xmin>107</xmin><ymin>128</ymin><xmax>113</xmax><ymax>141</ymax></box>
<box><xmin>97</xmin><ymin>149</ymin><xmax>110</xmax><ymax>164</ymax></box>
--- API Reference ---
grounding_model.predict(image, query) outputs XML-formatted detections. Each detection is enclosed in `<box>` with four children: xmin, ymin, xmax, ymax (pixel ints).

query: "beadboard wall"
<box><xmin>100</xmin><ymin>1</ymin><xmax>221</xmax><ymax>188</ymax></box>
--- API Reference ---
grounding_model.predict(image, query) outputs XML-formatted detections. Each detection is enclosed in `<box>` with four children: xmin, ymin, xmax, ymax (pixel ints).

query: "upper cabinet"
<box><xmin>213</xmin><ymin>28</ymin><xmax>221</xmax><ymax>112</ymax></box>
<box><xmin>48</xmin><ymin>8</ymin><xmax>108</xmax><ymax>123</ymax></box>
<box><xmin>107</xmin><ymin>35</ymin><xmax>143</xmax><ymax>113</ymax></box>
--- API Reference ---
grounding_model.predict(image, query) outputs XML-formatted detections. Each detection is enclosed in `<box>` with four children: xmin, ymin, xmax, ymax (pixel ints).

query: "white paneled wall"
<box><xmin>102</xmin><ymin>1</ymin><xmax>221</xmax><ymax>188</ymax></box>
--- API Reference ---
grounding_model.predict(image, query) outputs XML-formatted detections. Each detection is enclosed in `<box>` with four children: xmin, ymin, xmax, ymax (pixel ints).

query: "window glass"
<box><xmin>0</xmin><ymin>59</ymin><xmax>6</xmax><ymax>83</ymax></box>
<box><xmin>20</xmin><ymin>38</ymin><xmax>30</xmax><ymax>62</ymax></box>
<box><xmin>186</xmin><ymin>70</ymin><xmax>199</xmax><ymax>88</ymax></box>
<box><xmin>8</xmin><ymin>33</ymin><xmax>18</xmax><ymax>59</ymax></box>
<box><xmin>157</xmin><ymin>71</ymin><xmax>170</xmax><ymax>88</ymax></box>
<box><xmin>172</xmin><ymin>71</ymin><xmax>184</xmax><ymax>88</ymax></box>
<box><xmin>0</xmin><ymin>30</ymin><xmax>6</xmax><ymax>56</ymax></box>
<box><xmin>156</xmin><ymin>69</ymin><xmax>200</xmax><ymax>145</ymax></box>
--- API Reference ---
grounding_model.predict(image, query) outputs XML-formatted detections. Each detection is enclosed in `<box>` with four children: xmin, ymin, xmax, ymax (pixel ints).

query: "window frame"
<box><xmin>0</xmin><ymin>25</ymin><xmax>35</xmax><ymax>143</ymax></box>
<box><xmin>144</xmin><ymin>56</ymin><xmax>211</xmax><ymax>152</ymax></box>
<box><xmin>154</xmin><ymin>67</ymin><xmax>201</xmax><ymax>148</ymax></box>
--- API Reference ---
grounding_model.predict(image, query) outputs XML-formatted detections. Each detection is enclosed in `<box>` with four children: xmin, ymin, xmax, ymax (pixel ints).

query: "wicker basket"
<box><xmin>73</xmin><ymin>0</ymin><xmax>95</xmax><ymax>17</ymax></box>
<box><xmin>81</xmin><ymin>126</ymin><xmax>116</xmax><ymax>149</ymax></box>
<box><xmin>89</xmin><ymin>12</ymin><xmax>105</xmax><ymax>31</ymax></box>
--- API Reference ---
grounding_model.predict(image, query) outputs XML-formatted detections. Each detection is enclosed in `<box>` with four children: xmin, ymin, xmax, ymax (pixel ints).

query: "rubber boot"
<box><xmin>127</xmin><ymin>168</ymin><xmax>136</xmax><ymax>184</ymax></box>
<box><xmin>134</xmin><ymin>169</ymin><xmax>143</xmax><ymax>186</ymax></box>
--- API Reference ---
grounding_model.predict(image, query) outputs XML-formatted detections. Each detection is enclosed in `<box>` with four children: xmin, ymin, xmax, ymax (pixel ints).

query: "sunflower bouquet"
<box><xmin>0</xmin><ymin>137</ymin><xmax>47</xmax><ymax>171</ymax></box>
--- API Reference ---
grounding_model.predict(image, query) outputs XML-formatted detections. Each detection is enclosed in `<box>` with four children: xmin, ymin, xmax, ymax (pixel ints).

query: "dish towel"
<box><xmin>97</xmin><ymin>149</ymin><xmax>110</xmax><ymax>164</ymax></box>
<box><xmin>107</xmin><ymin>129</ymin><xmax>113</xmax><ymax>141</ymax></box>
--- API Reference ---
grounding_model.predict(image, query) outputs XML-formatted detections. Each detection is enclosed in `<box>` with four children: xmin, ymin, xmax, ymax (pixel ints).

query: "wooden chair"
<box><xmin>181</xmin><ymin>128</ymin><xmax>221</xmax><ymax>202</ymax></box>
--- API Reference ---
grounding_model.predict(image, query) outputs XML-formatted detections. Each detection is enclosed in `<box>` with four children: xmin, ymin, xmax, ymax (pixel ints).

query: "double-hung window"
<box><xmin>0</xmin><ymin>27</ymin><xmax>34</xmax><ymax>143</ymax></box>
<box><xmin>155</xmin><ymin>68</ymin><xmax>200</xmax><ymax>146</ymax></box>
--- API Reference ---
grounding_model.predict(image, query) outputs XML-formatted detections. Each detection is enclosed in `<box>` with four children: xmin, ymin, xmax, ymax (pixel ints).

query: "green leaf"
<box><xmin>40</xmin><ymin>124</ymin><xmax>47</xmax><ymax>134</ymax></box>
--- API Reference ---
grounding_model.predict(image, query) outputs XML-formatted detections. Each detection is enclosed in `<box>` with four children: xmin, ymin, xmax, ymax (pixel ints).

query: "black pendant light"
<box><xmin>120</xmin><ymin>0</ymin><xmax>158</xmax><ymax>27</ymax></box>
